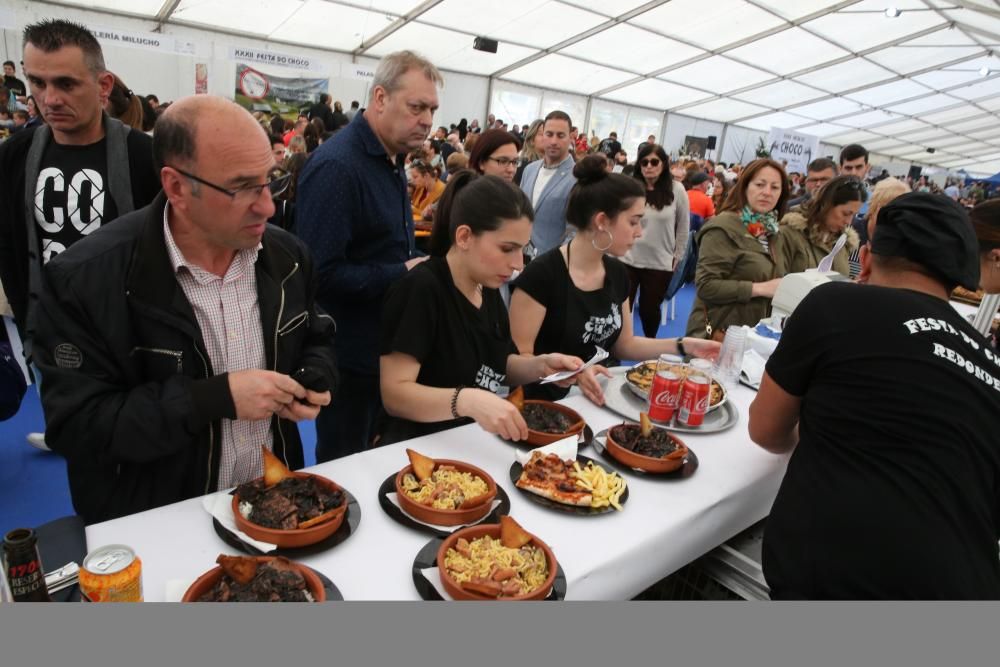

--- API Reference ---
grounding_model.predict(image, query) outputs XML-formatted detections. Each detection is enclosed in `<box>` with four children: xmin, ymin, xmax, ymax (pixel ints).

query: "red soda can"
<box><xmin>678</xmin><ymin>375</ymin><xmax>711</xmax><ymax>427</ymax></box>
<box><xmin>648</xmin><ymin>370</ymin><xmax>682</xmax><ymax>422</ymax></box>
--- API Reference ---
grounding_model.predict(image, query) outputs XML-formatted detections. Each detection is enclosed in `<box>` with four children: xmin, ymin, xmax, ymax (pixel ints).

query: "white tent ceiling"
<box><xmin>43</xmin><ymin>0</ymin><xmax>1000</xmax><ymax>175</ymax></box>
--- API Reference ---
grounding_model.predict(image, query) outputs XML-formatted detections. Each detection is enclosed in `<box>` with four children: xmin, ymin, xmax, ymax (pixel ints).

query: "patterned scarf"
<box><xmin>740</xmin><ymin>205</ymin><xmax>779</xmax><ymax>239</ymax></box>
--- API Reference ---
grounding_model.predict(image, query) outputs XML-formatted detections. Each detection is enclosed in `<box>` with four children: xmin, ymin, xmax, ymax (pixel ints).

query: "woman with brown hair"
<box><xmin>969</xmin><ymin>199</ymin><xmax>1000</xmax><ymax>295</ymax></box>
<box><xmin>685</xmin><ymin>158</ymin><xmax>790</xmax><ymax>340</ymax></box>
<box><xmin>467</xmin><ymin>129</ymin><xmax>520</xmax><ymax>182</ymax></box>
<box><xmin>105</xmin><ymin>73</ymin><xmax>143</xmax><ymax>130</ymax></box>
<box><xmin>773</xmin><ymin>176</ymin><xmax>864</xmax><ymax>276</ymax></box>
<box><xmin>409</xmin><ymin>160</ymin><xmax>445</xmax><ymax>221</ymax></box>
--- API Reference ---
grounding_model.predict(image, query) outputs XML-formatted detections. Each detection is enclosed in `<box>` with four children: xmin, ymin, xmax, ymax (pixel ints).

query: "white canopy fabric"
<box><xmin>44</xmin><ymin>0</ymin><xmax>1000</xmax><ymax>175</ymax></box>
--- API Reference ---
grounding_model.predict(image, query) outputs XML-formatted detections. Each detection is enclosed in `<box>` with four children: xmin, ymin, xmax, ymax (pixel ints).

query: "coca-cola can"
<box><xmin>678</xmin><ymin>375</ymin><xmax>711</xmax><ymax>427</ymax></box>
<box><xmin>648</xmin><ymin>370</ymin><xmax>682</xmax><ymax>422</ymax></box>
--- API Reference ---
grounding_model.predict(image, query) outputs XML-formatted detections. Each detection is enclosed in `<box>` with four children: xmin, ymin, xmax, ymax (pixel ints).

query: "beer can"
<box><xmin>79</xmin><ymin>545</ymin><xmax>143</xmax><ymax>602</ymax></box>
<box><xmin>677</xmin><ymin>375</ymin><xmax>711</xmax><ymax>427</ymax></box>
<box><xmin>648</xmin><ymin>370</ymin><xmax>682</xmax><ymax>422</ymax></box>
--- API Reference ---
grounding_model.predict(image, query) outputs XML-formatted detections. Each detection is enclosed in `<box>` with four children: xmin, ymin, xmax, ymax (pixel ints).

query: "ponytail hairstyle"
<box><xmin>429</xmin><ymin>171</ymin><xmax>534</xmax><ymax>257</ymax></box>
<box><xmin>566</xmin><ymin>154</ymin><xmax>645</xmax><ymax>231</ymax></box>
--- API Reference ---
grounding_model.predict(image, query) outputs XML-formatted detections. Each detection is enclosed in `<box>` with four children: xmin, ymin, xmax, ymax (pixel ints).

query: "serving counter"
<box><xmin>86</xmin><ymin>383</ymin><xmax>790</xmax><ymax>600</ymax></box>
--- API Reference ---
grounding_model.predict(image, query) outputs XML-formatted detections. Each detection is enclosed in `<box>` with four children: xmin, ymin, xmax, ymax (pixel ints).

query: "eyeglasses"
<box><xmin>171</xmin><ymin>166</ymin><xmax>291</xmax><ymax>202</ymax></box>
<box><xmin>486</xmin><ymin>156</ymin><xmax>518</xmax><ymax>167</ymax></box>
<box><xmin>639</xmin><ymin>158</ymin><xmax>661</xmax><ymax>168</ymax></box>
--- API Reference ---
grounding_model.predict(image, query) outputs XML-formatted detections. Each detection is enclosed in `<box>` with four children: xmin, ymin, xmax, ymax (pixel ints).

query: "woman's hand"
<box><xmin>456</xmin><ymin>388</ymin><xmax>528</xmax><ymax>442</ymax></box>
<box><xmin>683</xmin><ymin>338</ymin><xmax>722</xmax><ymax>362</ymax></box>
<box><xmin>537</xmin><ymin>353</ymin><xmax>585</xmax><ymax>387</ymax></box>
<box><xmin>575</xmin><ymin>365</ymin><xmax>613</xmax><ymax>406</ymax></box>
<box><xmin>751</xmin><ymin>278</ymin><xmax>782</xmax><ymax>299</ymax></box>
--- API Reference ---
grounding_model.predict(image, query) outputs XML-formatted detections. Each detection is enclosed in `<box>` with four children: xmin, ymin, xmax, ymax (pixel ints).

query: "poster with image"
<box><xmin>683</xmin><ymin>135</ymin><xmax>708</xmax><ymax>159</ymax></box>
<box><xmin>234</xmin><ymin>63</ymin><xmax>329</xmax><ymax>121</ymax></box>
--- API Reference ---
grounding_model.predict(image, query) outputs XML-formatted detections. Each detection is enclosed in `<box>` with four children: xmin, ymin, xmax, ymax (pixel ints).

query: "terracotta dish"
<box><xmin>436</xmin><ymin>523</ymin><xmax>557</xmax><ymax>601</ymax></box>
<box><xmin>232</xmin><ymin>472</ymin><xmax>348</xmax><ymax>548</ymax></box>
<box><xmin>605</xmin><ymin>423</ymin><xmax>689</xmax><ymax>473</ymax></box>
<box><xmin>395</xmin><ymin>459</ymin><xmax>498</xmax><ymax>526</ymax></box>
<box><xmin>519</xmin><ymin>400</ymin><xmax>586</xmax><ymax>446</ymax></box>
<box><xmin>182</xmin><ymin>556</ymin><xmax>325</xmax><ymax>602</ymax></box>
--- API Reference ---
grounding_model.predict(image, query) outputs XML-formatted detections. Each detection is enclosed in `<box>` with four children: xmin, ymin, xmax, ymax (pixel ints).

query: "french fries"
<box><xmin>571</xmin><ymin>461</ymin><xmax>626</xmax><ymax>511</ymax></box>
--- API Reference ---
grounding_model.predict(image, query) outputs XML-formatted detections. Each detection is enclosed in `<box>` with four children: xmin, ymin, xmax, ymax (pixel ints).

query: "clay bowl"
<box><xmin>436</xmin><ymin>523</ymin><xmax>557</xmax><ymax>601</ymax></box>
<box><xmin>182</xmin><ymin>556</ymin><xmax>325</xmax><ymax>602</ymax></box>
<box><xmin>232</xmin><ymin>472</ymin><xmax>348</xmax><ymax>548</ymax></box>
<box><xmin>395</xmin><ymin>459</ymin><xmax>498</xmax><ymax>526</ymax></box>
<box><xmin>519</xmin><ymin>400</ymin><xmax>586</xmax><ymax>446</ymax></box>
<box><xmin>605</xmin><ymin>424</ymin><xmax>689</xmax><ymax>474</ymax></box>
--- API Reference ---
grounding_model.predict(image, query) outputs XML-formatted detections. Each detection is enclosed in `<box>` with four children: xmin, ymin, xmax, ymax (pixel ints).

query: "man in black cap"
<box><xmin>748</xmin><ymin>192</ymin><xmax>1000</xmax><ymax>599</ymax></box>
<box><xmin>686</xmin><ymin>171</ymin><xmax>715</xmax><ymax>223</ymax></box>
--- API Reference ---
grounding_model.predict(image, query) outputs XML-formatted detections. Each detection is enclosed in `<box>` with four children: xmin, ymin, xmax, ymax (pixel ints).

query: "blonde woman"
<box><xmin>514</xmin><ymin>119</ymin><xmax>544</xmax><ymax>185</ymax></box>
<box><xmin>856</xmin><ymin>178</ymin><xmax>911</xmax><ymax>284</ymax></box>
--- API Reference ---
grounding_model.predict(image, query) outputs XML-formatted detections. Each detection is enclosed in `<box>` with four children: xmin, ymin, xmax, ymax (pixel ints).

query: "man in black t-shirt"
<box><xmin>2</xmin><ymin>60</ymin><xmax>27</xmax><ymax>101</ymax></box>
<box><xmin>0</xmin><ymin>20</ymin><xmax>159</xmax><ymax>450</ymax></box>
<box><xmin>749</xmin><ymin>193</ymin><xmax>1000</xmax><ymax>599</ymax></box>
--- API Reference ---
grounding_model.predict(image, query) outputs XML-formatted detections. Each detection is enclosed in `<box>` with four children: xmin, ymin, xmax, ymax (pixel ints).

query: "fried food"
<box><xmin>499</xmin><ymin>515</ymin><xmax>532</xmax><ymax>549</ymax></box>
<box><xmin>508</xmin><ymin>386</ymin><xmax>525</xmax><ymax>411</ymax></box>
<box><xmin>640</xmin><ymin>412</ymin><xmax>653</xmax><ymax>437</ymax></box>
<box><xmin>406</xmin><ymin>448</ymin><xmax>436</xmax><ymax>482</ymax></box>
<box><xmin>570</xmin><ymin>460</ymin><xmax>626</xmax><ymax>511</ymax></box>
<box><xmin>262</xmin><ymin>446</ymin><xmax>296</xmax><ymax>487</ymax></box>
<box><xmin>216</xmin><ymin>554</ymin><xmax>257</xmax><ymax>585</ymax></box>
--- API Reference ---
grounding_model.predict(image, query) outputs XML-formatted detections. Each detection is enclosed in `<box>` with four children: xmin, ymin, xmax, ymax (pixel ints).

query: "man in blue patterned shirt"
<box><xmin>296</xmin><ymin>50</ymin><xmax>443</xmax><ymax>462</ymax></box>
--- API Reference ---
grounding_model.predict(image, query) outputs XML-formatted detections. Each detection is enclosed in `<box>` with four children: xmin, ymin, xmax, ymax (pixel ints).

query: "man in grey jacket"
<box><xmin>518</xmin><ymin>110</ymin><xmax>577</xmax><ymax>255</ymax></box>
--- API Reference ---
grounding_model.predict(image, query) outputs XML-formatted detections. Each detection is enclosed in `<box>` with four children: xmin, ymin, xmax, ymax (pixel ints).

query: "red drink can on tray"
<box><xmin>647</xmin><ymin>354</ymin><xmax>683</xmax><ymax>422</ymax></box>
<box><xmin>678</xmin><ymin>375</ymin><xmax>710</xmax><ymax>427</ymax></box>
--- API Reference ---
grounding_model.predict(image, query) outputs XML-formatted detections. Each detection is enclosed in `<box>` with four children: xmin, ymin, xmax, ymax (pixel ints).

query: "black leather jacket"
<box><xmin>33</xmin><ymin>192</ymin><xmax>337</xmax><ymax>524</ymax></box>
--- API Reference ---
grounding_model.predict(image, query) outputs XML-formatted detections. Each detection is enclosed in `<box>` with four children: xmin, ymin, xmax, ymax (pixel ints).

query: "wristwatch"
<box><xmin>676</xmin><ymin>337</ymin><xmax>687</xmax><ymax>357</ymax></box>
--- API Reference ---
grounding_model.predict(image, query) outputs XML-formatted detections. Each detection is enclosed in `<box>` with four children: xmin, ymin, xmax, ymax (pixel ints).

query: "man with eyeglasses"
<box><xmin>787</xmin><ymin>157</ymin><xmax>837</xmax><ymax>211</ymax></box>
<box><xmin>296</xmin><ymin>50</ymin><xmax>442</xmax><ymax>462</ymax></box>
<box><xmin>0</xmin><ymin>20</ymin><xmax>160</xmax><ymax>452</ymax></box>
<box><xmin>31</xmin><ymin>95</ymin><xmax>337</xmax><ymax>524</ymax></box>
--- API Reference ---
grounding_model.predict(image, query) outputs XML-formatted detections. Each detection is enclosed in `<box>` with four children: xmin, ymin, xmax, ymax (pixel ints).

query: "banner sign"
<box><xmin>91</xmin><ymin>27</ymin><xmax>195</xmax><ymax>55</ymax></box>
<box><xmin>767</xmin><ymin>128</ymin><xmax>820</xmax><ymax>174</ymax></box>
<box><xmin>195</xmin><ymin>63</ymin><xmax>208</xmax><ymax>95</ymax></box>
<box><xmin>234</xmin><ymin>64</ymin><xmax>328</xmax><ymax>119</ymax></box>
<box><xmin>342</xmin><ymin>63</ymin><xmax>376</xmax><ymax>80</ymax></box>
<box><xmin>229</xmin><ymin>46</ymin><xmax>326</xmax><ymax>73</ymax></box>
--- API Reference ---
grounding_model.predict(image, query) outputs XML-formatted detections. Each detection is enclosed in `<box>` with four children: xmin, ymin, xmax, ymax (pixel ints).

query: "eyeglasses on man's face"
<box><xmin>486</xmin><ymin>156</ymin><xmax>518</xmax><ymax>167</ymax></box>
<box><xmin>640</xmin><ymin>158</ymin><xmax>661</xmax><ymax>168</ymax></box>
<box><xmin>171</xmin><ymin>166</ymin><xmax>291</xmax><ymax>203</ymax></box>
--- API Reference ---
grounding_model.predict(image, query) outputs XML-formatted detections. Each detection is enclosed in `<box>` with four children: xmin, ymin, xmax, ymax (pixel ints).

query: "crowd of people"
<box><xmin>1</xmin><ymin>19</ymin><xmax>999</xmax><ymax>600</ymax></box>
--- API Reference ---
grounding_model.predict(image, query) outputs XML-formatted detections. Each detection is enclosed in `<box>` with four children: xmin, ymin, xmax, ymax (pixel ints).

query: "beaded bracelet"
<box><xmin>451</xmin><ymin>385</ymin><xmax>465</xmax><ymax>419</ymax></box>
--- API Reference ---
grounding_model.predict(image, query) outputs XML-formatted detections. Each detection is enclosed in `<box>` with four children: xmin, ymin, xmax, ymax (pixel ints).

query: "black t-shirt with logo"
<box><xmin>34</xmin><ymin>138</ymin><xmax>117</xmax><ymax>263</ymax></box>
<box><xmin>763</xmin><ymin>282</ymin><xmax>1000</xmax><ymax>599</ymax></box>
<box><xmin>377</xmin><ymin>256</ymin><xmax>516</xmax><ymax>445</ymax></box>
<box><xmin>3</xmin><ymin>75</ymin><xmax>26</xmax><ymax>97</ymax></box>
<box><xmin>512</xmin><ymin>246</ymin><xmax>628</xmax><ymax>400</ymax></box>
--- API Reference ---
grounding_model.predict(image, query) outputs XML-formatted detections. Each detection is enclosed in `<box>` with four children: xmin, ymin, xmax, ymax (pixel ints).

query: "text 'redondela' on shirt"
<box><xmin>762</xmin><ymin>281</ymin><xmax>1000</xmax><ymax>600</ymax></box>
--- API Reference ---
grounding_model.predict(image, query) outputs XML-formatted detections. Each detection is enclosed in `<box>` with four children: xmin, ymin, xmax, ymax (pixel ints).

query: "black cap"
<box><xmin>688</xmin><ymin>171</ymin><xmax>709</xmax><ymax>187</ymax></box>
<box><xmin>870</xmin><ymin>191</ymin><xmax>979</xmax><ymax>290</ymax></box>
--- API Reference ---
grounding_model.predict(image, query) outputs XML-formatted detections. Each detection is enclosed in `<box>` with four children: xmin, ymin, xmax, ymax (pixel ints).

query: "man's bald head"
<box><xmin>153</xmin><ymin>95</ymin><xmax>265</xmax><ymax>173</ymax></box>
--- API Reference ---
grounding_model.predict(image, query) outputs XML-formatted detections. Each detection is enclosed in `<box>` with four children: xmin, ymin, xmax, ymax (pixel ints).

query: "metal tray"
<box><xmin>602</xmin><ymin>367</ymin><xmax>739</xmax><ymax>434</ymax></box>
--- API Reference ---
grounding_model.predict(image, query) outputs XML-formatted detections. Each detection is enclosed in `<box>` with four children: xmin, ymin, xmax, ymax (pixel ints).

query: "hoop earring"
<box><xmin>592</xmin><ymin>228</ymin><xmax>613</xmax><ymax>252</ymax></box>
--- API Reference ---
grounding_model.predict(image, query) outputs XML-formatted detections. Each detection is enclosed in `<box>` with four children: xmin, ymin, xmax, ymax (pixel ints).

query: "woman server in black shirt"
<box><xmin>377</xmin><ymin>171</ymin><xmax>583</xmax><ymax>445</ymax></box>
<box><xmin>509</xmin><ymin>155</ymin><xmax>719</xmax><ymax>405</ymax></box>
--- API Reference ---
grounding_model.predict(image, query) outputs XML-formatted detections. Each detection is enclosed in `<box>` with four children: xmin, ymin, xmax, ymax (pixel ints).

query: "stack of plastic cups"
<box><xmin>713</xmin><ymin>325</ymin><xmax>748</xmax><ymax>390</ymax></box>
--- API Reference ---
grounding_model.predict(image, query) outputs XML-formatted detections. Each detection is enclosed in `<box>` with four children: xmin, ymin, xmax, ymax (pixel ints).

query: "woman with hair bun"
<box><xmin>377</xmin><ymin>171</ymin><xmax>584</xmax><ymax>445</ymax></box>
<box><xmin>509</xmin><ymin>155</ymin><xmax>719</xmax><ymax>405</ymax></box>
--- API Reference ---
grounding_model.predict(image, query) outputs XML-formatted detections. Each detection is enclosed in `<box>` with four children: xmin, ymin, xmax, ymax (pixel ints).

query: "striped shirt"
<box><xmin>162</xmin><ymin>204</ymin><xmax>271</xmax><ymax>490</ymax></box>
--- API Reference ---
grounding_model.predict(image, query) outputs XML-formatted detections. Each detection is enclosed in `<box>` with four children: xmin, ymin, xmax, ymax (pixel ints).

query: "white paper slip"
<box><xmin>539</xmin><ymin>346</ymin><xmax>609</xmax><ymax>384</ymax></box>
<box><xmin>817</xmin><ymin>232</ymin><xmax>848</xmax><ymax>273</ymax></box>
<box><xmin>740</xmin><ymin>349</ymin><xmax>767</xmax><ymax>388</ymax></box>
<box><xmin>201</xmin><ymin>491</ymin><xmax>276</xmax><ymax>552</ymax></box>
<box><xmin>514</xmin><ymin>436</ymin><xmax>578</xmax><ymax>466</ymax></box>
